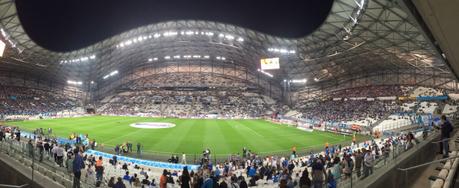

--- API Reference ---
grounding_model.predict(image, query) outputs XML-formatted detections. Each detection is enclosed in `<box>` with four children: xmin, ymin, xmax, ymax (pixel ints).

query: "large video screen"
<box><xmin>260</xmin><ymin>57</ymin><xmax>280</xmax><ymax>70</ymax></box>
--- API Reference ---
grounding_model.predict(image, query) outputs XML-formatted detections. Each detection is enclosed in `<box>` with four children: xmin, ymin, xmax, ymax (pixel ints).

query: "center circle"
<box><xmin>130</xmin><ymin>122</ymin><xmax>176</xmax><ymax>129</ymax></box>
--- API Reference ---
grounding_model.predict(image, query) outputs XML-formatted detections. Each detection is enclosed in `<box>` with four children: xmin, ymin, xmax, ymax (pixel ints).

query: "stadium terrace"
<box><xmin>1</xmin><ymin>0</ymin><xmax>459</xmax><ymax>188</ymax></box>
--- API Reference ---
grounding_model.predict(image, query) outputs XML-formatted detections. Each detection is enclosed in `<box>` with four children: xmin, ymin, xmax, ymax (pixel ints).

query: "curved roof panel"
<box><xmin>0</xmin><ymin>0</ymin><xmax>452</xmax><ymax>87</ymax></box>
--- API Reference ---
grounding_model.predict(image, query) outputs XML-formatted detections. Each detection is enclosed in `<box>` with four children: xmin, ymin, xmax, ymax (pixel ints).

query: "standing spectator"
<box><xmin>180</xmin><ymin>167</ymin><xmax>191</xmax><ymax>188</ymax></box>
<box><xmin>327</xmin><ymin>170</ymin><xmax>336</xmax><ymax>188</ymax></box>
<box><xmin>27</xmin><ymin>140</ymin><xmax>34</xmax><ymax>158</ymax></box>
<box><xmin>182</xmin><ymin>152</ymin><xmax>187</xmax><ymax>164</ymax></box>
<box><xmin>114</xmin><ymin>177</ymin><xmax>126</xmax><ymax>188</ymax></box>
<box><xmin>136</xmin><ymin>142</ymin><xmax>141</xmax><ymax>155</ymax></box>
<box><xmin>362</xmin><ymin>149</ymin><xmax>375</xmax><ymax>179</ymax></box>
<box><xmin>36</xmin><ymin>138</ymin><xmax>44</xmax><ymax>162</ymax></box>
<box><xmin>311</xmin><ymin>158</ymin><xmax>326</xmax><ymax>188</ymax></box>
<box><xmin>56</xmin><ymin>144</ymin><xmax>65</xmax><ymax>167</ymax></box>
<box><xmin>73</xmin><ymin>149</ymin><xmax>85</xmax><ymax>188</ymax></box>
<box><xmin>354</xmin><ymin>149</ymin><xmax>363</xmax><ymax>178</ymax></box>
<box><xmin>437</xmin><ymin>115</ymin><xmax>453</xmax><ymax>158</ymax></box>
<box><xmin>160</xmin><ymin>169</ymin><xmax>168</xmax><ymax>188</ymax></box>
<box><xmin>299</xmin><ymin>169</ymin><xmax>312</xmax><ymax>188</ymax></box>
<box><xmin>95</xmin><ymin>156</ymin><xmax>104</xmax><ymax>183</ymax></box>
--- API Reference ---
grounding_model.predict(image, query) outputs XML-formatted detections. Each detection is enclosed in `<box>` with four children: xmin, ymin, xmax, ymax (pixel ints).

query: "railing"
<box><xmin>95</xmin><ymin>135</ymin><xmax>365</xmax><ymax>165</ymax></box>
<box><xmin>397</xmin><ymin>155</ymin><xmax>459</xmax><ymax>171</ymax></box>
<box><xmin>0</xmin><ymin>128</ymin><xmax>437</xmax><ymax>188</ymax></box>
<box><xmin>0</xmin><ymin>184</ymin><xmax>28</xmax><ymax>188</ymax></box>
<box><xmin>0</xmin><ymin>139</ymin><xmax>95</xmax><ymax>188</ymax></box>
<box><xmin>315</xmin><ymin>130</ymin><xmax>436</xmax><ymax>188</ymax></box>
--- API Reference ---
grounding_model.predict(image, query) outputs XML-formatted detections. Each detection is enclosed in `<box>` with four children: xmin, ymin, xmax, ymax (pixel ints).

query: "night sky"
<box><xmin>15</xmin><ymin>0</ymin><xmax>333</xmax><ymax>52</ymax></box>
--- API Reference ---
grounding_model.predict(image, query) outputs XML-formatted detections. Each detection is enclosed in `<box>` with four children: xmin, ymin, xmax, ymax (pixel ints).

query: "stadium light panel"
<box><xmin>257</xmin><ymin>69</ymin><xmax>273</xmax><ymax>78</ymax></box>
<box><xmin>290</xmin><ymin>79</ymin><xmax>307</xmax><ymax>83</ymax></box>
<box><xmin>225</xmin><ymin>35</ymin><xmax>234</xmax><ymax>40</ymax></box>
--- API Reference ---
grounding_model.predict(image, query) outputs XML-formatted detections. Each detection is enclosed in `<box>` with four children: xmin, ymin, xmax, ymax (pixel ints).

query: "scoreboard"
<box><xmin>260</xmin><ymin>57</ymin><xmax>280</xmax><ymax>70</ymax></box>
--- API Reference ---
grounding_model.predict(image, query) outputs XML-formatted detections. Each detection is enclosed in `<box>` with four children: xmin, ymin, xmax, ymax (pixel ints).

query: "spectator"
<box><xmin>72</xmin><ymin>149</ymin><xmax>85</xmax><ymax>188</ymax></box>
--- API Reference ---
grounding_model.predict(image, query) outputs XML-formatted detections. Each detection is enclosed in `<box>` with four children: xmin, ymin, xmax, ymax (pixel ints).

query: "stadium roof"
<box><xmin>0</xmin><ymin>0</ymin><xmax>454</xmax><ymax>89</ymax></box>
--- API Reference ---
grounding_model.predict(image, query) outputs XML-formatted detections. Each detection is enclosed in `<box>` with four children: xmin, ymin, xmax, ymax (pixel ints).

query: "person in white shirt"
<box><xmin>181</xmin><ymin>152</ymin><xmax>187</xmax><ymax>164</ymax></box>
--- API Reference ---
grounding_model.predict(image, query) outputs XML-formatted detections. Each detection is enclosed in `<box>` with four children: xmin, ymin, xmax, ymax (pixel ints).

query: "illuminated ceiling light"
<box><xmin>193</xmin><ymin>55</ymin><xmax>201</xmax><ymax>58</ymax></box>
<box><xmin>148</xmin><ymin>58</ymin><xmax>153</xmax><ymax>62</ymax></box>
<box><xmin>218</xmin><ymin>33</ymin><xmax>224</xmax><ymax>38</ymax></box>
<box><xmin>173</xmin><ymin>55</ymin><xmax>181</xmax><ymax>59</ymax></box>
<box><xmin>290</xmin><ymin>79</ymin><xmax>307</xmax><ymax>83</ymax></box>
<box><xmin>148</xmin><ymin>35</ymin><xmax>152</xmax><ymax>39</ymax></box>
<box><xmin>154</xmin><ymin>33</ymin><xmax>161</xmax><ymax>38</ymax></box>
<box><xmin>90</xmin><ymin>81</ymin><xmax>94</xmax><ymax>84</ymax></box>
<box><xmin>237</xmin><ymin>37</ymin><xmax>244</xmax><ymax>42</ymax></box>
<box><xmin>289</xmin><ymin>50</ymin><xmax>296</xmax><ymax>54</ymax></box>
<box><xmin>314</xmin><ymin>78</ymin><xmax>319</xmax><ymax>82</ymax></box>
<box><xmin>216</xmin><ymin>56</ymin><xmax>221</xmax><ymax>60</ymax></box>
<box><xmin>163</xmin><ymin>31</ymin><xmax>178</xmax><ymax>37</ymax></box>
<box><xmin>221</xmin><ymin>57</ymin><xmax>226</xmax><ymax>60</ymax></box>
<box><xmin>153</xmin><ymin>57</ymin><xmax>158</xmax><ymax>61</ymax></box>
<box><xmin>204</xmin><ymin>55</ymin><xmax>210</xmax><ymax>59</ymax></box>
<box><xmin>164</xmin><ymin>56</ymin><xmax>171</xmax><ymax>59</ymax></box>
<box><xmin>109</xmin><ymin>70</ymin><xmax>119</xmax><ymax>76</ymax></box>
<box><xmin>184</xmin><ymin>55</ymin><xmax>191</xmax><ymax>59</ymax></box>
<box><xmin>205</xmin><ymin>32</ymin><xmax>214</xmax><ymax>36</ymax></box>
<box><xmin>279</xmin><ymin>49</ymin><xmax>288</xmax><ymax>53</ymax></box>
<box><xmin>225</xmin><ymin>35</ymin><xmax>234</xmax><ymax>40</ymax></box>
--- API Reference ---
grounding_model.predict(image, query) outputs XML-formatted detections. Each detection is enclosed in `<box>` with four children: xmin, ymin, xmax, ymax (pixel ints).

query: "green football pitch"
<box><xmin>7</xmin><ymin>116</ymin><xmax>364</xmax><ymax>156</ymax></box>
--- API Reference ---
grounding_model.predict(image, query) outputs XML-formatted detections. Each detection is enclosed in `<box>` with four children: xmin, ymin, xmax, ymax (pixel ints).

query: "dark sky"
<box><xmin>15</xmin><ymin>0</ymin><xmax>333</xmax><ymax>52</ymax></box>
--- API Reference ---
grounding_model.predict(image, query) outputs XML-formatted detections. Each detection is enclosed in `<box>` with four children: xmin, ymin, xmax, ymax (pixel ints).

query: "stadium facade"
<box><xmin>0</xmin><ymin>0</ymin><xmax>456</xmax><ymax>109</ymax></box>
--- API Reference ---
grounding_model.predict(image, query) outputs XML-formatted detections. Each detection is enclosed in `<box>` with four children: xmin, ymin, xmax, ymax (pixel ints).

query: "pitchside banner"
<box><xmin>260</xmin><ymin>57</ymin><xmax>280</xmax><ymax>70</ymax></box>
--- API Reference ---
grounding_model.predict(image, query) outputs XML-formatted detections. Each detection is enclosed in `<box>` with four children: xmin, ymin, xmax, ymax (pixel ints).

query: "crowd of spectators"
<box><xmin>127</xmin><ymin>73</ymin><xmax>252</xmax><ymax>90</ymax></box>
<box><xmin>98</xmin><ymin>88</ymin><xmax>275</xmax><ymax>118</ymax></box>
<box><xmin>0</xmin><ymin>85</ymin><xmax>77</xmax><ymax>116</ymax></box>
<box><xmin>299</xmin><ymin>100</ymin><xmax>399</xmax><ymax>124</ymax></box>
<box><xmin>0</xmin><ymin>123</ymin><xmax>425</xmax><ymax>188</ymax></box>
<box><xmin>329</xmin><ymin>86</ymin><xmax>405</xmax><ymax>98</ymax></box>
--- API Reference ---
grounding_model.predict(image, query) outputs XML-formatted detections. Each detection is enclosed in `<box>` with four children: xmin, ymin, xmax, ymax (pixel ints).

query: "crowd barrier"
<box><xmin>85</xmin><ymin>150</ymin><xmax>200</xmax><ymax>171</ymax></box>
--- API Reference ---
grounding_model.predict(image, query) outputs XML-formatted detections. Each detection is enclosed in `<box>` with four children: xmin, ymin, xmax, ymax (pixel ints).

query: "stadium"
<box><xmin>0</xmin><ymin>0</ymin><xmax>459</xmax><ymax>188</ymax></box>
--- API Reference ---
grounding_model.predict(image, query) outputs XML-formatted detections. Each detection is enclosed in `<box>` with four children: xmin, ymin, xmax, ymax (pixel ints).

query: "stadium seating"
<box><xmin>0</xmin><ymin>86</ymin><xmax>78</xmax><ymax>118</ymax></box>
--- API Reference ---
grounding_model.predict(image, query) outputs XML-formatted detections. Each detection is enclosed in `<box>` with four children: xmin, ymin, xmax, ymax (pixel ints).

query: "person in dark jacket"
<box><xmin>73</xmin><ymin>149</ymin><xmax>85</xmax><ymax>188</ymax></box>
<box><xmin>438</xmin><ymin>115</ymin><xmax>453</xmax><ymax>157</ymax></box>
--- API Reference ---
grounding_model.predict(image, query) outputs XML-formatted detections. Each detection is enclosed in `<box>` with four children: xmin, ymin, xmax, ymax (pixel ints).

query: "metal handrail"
<box><xmin>397</xmin><ymin>155</ymin><xmax>459</xmax><ymax>171</ymax></box>
<box><xmin>0</xmin><ymin>184</ymin><xmax>28</xmax><ymax>188</ymax></box>
<box><xmin>431</xmin><ymin>137</ymin><xmax>456</xmax><ymax>143</ymax></box>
